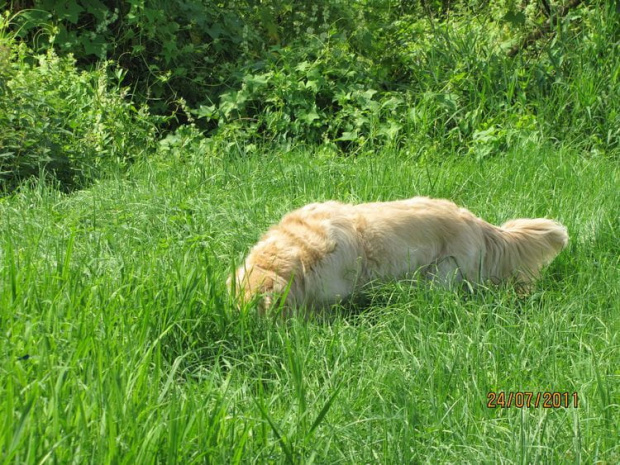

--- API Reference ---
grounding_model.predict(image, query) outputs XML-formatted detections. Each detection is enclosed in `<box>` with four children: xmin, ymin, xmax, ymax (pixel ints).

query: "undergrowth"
<box><xmin>0</xmin><ymin>15</ymin><xmax>157</xmax><ymax>191</ymax></box>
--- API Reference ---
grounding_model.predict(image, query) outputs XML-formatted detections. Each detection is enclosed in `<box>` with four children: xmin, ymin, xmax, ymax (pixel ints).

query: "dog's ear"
<box><xmin>231</xmin><ymin>265</ymin><xmax>292</xmax><ymax>314</ymax></box>
<box><xmin>258</xmin><ymin>272</ymin><xmax>290</xmax><ymax>311</ymax></box>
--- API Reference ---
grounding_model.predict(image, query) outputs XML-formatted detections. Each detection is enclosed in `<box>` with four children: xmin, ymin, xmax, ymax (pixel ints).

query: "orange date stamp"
<box><xmin>487</xmin><ymin>391</ymin><xmax>579</xmax><ymax>409</ymax></box>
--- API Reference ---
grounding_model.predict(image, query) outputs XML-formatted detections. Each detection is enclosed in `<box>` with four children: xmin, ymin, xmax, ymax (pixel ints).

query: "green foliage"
<box><xmin>2</xmin><ymin>1</ymin><xmax>619</xmax><ymax>177</ymax></box>
<box><xmin>0</xmin><ymin>20</ymin><xmax>157</xmax><ymax>191</ymax></box>
<box><xmin>534</xmin><ymin>3</ymin><xmax>620</xmax><ymax>153</ymax></box>
<box><xmin>6</xmin><ymin>0</ymin><xmax>279</xmax><ymax>115</ymax></box>
<box><xmin>197</xmin><ymin>35</ymin><xmax>410</xmax><ymax>149</ymax></box>
<box><xmin>191</xmin><ymin>1</ymin><xmax>618</xmax><ymax>155</ymax></box>
<box><xmin>2</xmin><ymin>0</ymin><xmax>376</xmax><ymax>122</ymax></box>
<box><xmin>4</xmin><ymin>0</ymin><xmax>619</xmax><ymax>157</ymax></box>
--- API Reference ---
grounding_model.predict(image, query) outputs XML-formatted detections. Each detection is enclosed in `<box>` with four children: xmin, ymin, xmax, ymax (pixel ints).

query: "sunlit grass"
<box><xmin>1</xmin><ymin>138</ymin><xmax>618</xmax><ymax>463</ymax></box>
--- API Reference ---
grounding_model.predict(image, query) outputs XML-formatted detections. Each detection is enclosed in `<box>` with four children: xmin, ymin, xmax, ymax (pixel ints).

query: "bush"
<box><xmin>195</xmin><ymin>34</ymin><xmax>411</xmax><ymax>150</ymax></box>
<box><xmin>198</xmin><ymin>2</ymin><xmax>619</xmax><ymax>156</ymax></box>
<box><xmin>0</xmin><ymin>21</ymin><xmax>157</xmax><ymax>191</ymax></box>
<box><xmin>4</xmin><ymin>1</ymin><xmax>618</xmax><ymax>157</ymax></box>
<box><xmin>5</xmin><ymin>0</ymin><xmax>277</xmax><ymax>118</ymax></box>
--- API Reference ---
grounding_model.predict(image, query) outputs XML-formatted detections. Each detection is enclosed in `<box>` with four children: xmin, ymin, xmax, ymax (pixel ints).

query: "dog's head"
<box><xmin>227</xmin><ymin>264</ymin><xmax>289</xmax><ymax>314</ymax></box>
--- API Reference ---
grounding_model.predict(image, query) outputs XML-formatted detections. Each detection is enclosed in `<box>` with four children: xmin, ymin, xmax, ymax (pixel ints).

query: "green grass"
<box><xmin>1</xmin><ymin>138</ymin><xmax>618</xmax><ymax>463</ymax></box>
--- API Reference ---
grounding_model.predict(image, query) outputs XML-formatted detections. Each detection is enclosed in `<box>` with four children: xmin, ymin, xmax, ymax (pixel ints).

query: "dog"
<box><xmin>229</xmin><ymin>197</ymin><xmax>568</xmax><ymax>313</ymax></box>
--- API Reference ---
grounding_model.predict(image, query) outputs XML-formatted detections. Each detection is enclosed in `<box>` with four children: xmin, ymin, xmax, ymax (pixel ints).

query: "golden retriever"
<box><xmin>229</xmin><ymin>197</ymin><xmax>568</xmax><ymax>313</ymax></box>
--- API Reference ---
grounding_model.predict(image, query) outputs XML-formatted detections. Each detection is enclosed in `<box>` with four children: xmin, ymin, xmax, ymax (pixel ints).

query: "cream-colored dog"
<box><xmin>229</xmin><ymin>197</ymin><xmax>568</xmax><ymax>312</ymax></box>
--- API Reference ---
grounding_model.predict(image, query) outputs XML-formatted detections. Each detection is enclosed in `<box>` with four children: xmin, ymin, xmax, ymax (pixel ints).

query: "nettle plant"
<box><xmin>5</xmin><ymin>0</ymin><xmax>361</xmax><ymax>120</ymax></box>
<box><xmin>196</xmin><ymin>35</ymin><xmax>412</xmax><ymax>151</ymax></box>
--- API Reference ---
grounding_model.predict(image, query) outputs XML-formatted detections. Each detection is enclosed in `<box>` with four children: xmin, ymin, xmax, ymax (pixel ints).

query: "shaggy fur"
<box><xmin>229</xmin><ymin>197</ymin><xmax>568</xmax><ymax>312</ymax></box>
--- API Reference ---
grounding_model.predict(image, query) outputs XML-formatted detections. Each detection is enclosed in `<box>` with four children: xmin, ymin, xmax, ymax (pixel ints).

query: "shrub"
<box><xmin>195</xmin><ymin>35</ymin><xmax>410</xmax><ymax>149</ymax></box>
<box><xmin>5</xmin><ymin>0</ymin><xmax>275</xmax><ymax>118</ymax></box>
<box><xmin>199</xmin><ymin>2</ymin><xmax>619</xmax><ymax>156</ymax></box>
<box><xmin>4</xmin><ymin>1</ymin><xmax>618</xmax><ymax>157</ymax></box>
<box><xmin>0</xmin><ymin>20</ymin><xmax>157</xmax><ymax>191</ymax></box>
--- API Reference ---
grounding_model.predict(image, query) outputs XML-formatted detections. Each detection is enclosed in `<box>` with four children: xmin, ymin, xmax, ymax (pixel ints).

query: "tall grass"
<box><xmin>1</xmin><ymin>138</ymin><xmax>618</xmax><ymax>463</ymax></box>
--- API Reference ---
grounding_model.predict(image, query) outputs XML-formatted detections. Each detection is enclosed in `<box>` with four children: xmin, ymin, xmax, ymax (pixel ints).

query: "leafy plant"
<box><xmin>4</xmin><ymin>0</ymin><xmax>280</xmax><ymax>117</ymax></box>
<box><xmin>0</xmin><ymin>19</ymin><xmax>157</xmax><ymax>191</ymax></box>
<box><xmin>3</xmin><ymin>1</ymin><xmax>618</xmax><ymax>157</ymax></box>
<box><xmin>195</xmin><ymin>34</ymin><xmax>410</xmax><ymax>150</ymax></box>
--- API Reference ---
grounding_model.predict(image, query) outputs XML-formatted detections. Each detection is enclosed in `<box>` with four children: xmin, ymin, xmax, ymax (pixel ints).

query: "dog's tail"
<box><xmin>483</xmin><ymin>218</ymin><xmax>568</xmax><ymax>283</ymax></box>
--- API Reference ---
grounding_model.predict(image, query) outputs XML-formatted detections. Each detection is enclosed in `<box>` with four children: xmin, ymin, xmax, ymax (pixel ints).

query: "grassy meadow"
<box><xmin>1</xmin><ymin>141</ymin><xmax>618</xmax><ymax>463</ymax></box>
<box><xmin>1</xmin><ymin>1</ymin><xmax>620</xmax><ymax>463</ymax></box>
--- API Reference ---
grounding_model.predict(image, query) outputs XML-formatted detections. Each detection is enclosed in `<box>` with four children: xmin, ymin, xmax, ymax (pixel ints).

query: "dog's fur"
<box><xmin>229</xmin><ymin>197</ymin><xmax>568</xmax><ymax>312</ymax></box>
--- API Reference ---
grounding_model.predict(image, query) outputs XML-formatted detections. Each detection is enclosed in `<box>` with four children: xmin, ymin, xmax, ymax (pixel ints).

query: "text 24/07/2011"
<box><xmin>487</xmin><ymin>392</ymin><xmax>579</xmax><ymax>409</ymax></box>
